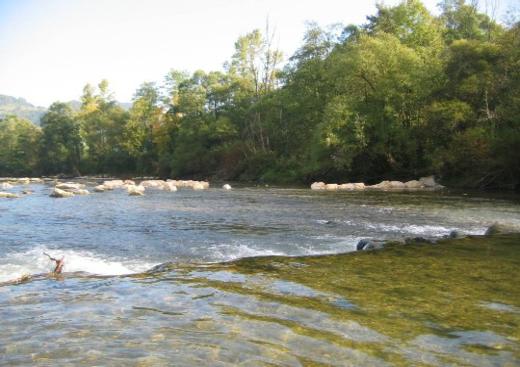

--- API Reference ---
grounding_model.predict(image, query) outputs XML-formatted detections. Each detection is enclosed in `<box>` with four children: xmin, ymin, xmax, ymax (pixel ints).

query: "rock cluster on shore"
<box><xmin>311</xmin><ymin>176</ymin><xmax>444</xmax><ymax>191</ymax></box>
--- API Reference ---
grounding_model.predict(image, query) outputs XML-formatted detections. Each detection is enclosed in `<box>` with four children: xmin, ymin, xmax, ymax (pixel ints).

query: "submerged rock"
<box><xmin>0</xmin><ymin>191</ymin><xmax>19</xmax><ymax>198</ymax></box>
<box><xmin>485</xmin><ymin>223</ymin><xmax>519</xmax><ymax>236</ymax></box>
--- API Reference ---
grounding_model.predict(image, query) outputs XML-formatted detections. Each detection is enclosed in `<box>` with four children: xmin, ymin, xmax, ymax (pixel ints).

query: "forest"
<box><xmin>1</xmin><ymin>0</ymin><xmax>519</xmax><ymax>189</ymax></box>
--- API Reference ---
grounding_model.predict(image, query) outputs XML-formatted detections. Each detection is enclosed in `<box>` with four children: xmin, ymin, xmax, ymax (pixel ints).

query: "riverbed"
<box><xmin>1</xmin><ymin>183</ymin><xmax>519</xmax><ymax>366</ymax></box>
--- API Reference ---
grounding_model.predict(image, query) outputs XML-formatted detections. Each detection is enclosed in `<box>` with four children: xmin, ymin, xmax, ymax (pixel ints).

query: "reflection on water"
<box><xmin>1</xmin><ymin>235</ymin><xmax>519</xmax><ymax>366</ymax></box>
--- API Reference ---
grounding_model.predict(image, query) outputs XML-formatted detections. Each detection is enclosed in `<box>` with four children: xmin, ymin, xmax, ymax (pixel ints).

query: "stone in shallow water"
<box><xmin>49</xmin><ymin>188</ymin><xmax>74</xmax><ymax>198</ymax></box>
<box><xmin>356</xmin><ymin>239</ymin><xmax>385</xmax><ymax>251</ymax></box>
<box><xmin>485</xmin><ymin>222</ymin><xmax>519</xmax><ymax>235</ymax></box>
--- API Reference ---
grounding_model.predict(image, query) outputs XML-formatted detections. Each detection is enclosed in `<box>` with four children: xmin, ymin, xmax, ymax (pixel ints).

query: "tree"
<box><xmin>40</xmin><ymin>103</ymin><xmax>82</xmax><ymax>175</ymax></box>
<box><xmin>0</xmin><ymin>116</ymin><xmax>42</xmax><ymax>175</ymax></box>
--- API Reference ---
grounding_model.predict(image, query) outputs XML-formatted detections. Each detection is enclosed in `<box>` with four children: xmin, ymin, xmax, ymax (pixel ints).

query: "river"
<box><xmin>1</xmin><ymin>182</ymin><xmax>519</xmax><ymax>366</ymax></box>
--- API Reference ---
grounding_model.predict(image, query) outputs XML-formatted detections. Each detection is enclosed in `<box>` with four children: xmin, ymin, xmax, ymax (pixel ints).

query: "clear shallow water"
<box><xmin>1</xmin><ymin>183</ymin><xmax>520</xmax><ymax>366</ymax></box>
<box><xmin>1</xmin><ymin>183</ymin><xmax>520</xmax><ymax>281</ymax></box>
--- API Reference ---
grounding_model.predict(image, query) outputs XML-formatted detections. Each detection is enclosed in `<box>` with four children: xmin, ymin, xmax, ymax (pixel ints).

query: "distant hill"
<box><xmin>0</xmin><ymin>95</ymin><xmax>132</xmax><ymax>125</ymax></box>
<box><xmin>0</xmin><ymin>95</ymin><xmax>46</xmax><ymax>125</ymax></box>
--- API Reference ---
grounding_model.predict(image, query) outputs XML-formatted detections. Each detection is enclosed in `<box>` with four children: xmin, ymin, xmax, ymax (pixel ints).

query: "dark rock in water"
<box><xmin>356</xmin><ymin>239</ymin><xmax>385</xmax><ymax>251</ymax></box>
<box><xmin>449</xmin><ymin>230</ymin><xmax>465</xmax><ymax>239</ymax></box>
<box><xmin>485</xmin><ymin>223</ymin><xmax>519</xmax><ymax>236</ymax></box>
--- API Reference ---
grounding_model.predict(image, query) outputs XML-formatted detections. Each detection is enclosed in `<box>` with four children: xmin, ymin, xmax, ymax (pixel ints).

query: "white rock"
<box><xmin>50</xmin><ymin>188</ymin><xmax>74</xmax><ymax>198</ymax></box>
<box><xmin>352</xmin><ymin>183</ymin><xmax>365</xmax><ymax>190</ymax></box>
<box><xmin>127</xmin><ymin>185</ymin><xmax>145</xmax><ymax>196</ymax></box>
<box><xmin>56</xmin><ymin>182</ymin><xmax>85</xmax><ymax>191</ymax></box>
<box><xmin>419</xmin><ymin>176</ymin><xmax>444</xmax><ymax>189</ymax></box>
<box><xmin>74</xmin><ymin>189</ymin><xmax>90</xmax><ymax>195</ymax></box>
<box><xmin>163</xmin><ymin>182</ymin><xmax>178</xmax><ymax>192</ymax></box>
<box><xmin>0</xmin><ymin>191</ymin><xmax>19</xmax><ymax>198</ymax></box>
<box><xmin>192</xmin><ymin>182</ymin><xmax>205</xmax><ymax>190</ymax></box>
<box><xmin>404</xmin><ymin>180</ymin><xmax>424</xmax><ymax>189</ymax></box>
<box><xmin>311</xmin><ymin>182</ymin><xmax>326</xmax><ymax>190</ymax></box>
<box><xmin>223</xmin><ymin>184</ymin><xmax>232</xmax><ymax>190</ymax></box>
<box><xmin>102</xmin><ymin>180</ymin><xmax>124</xmax><ymax>189</ymax></box>
<box><xmin>94</xmin><ymin>185</ymin><xmax>106</xmax><ymax>192</ymax></box>
<box><xmin>0</xmin><ymin>183</ymin><xmax>13</xmax><ymax>189</ymax></box>
<box><xmin>325</xmin><ymin>184</ymin><xmax>339</xmax><ymax>190</ymax></box>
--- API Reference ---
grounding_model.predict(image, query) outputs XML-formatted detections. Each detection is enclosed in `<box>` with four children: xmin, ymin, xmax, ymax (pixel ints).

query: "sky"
<box><xmin>0</xmin><ymin>0</ymin><xmax>515</xmax><ymax>107</ymax></box>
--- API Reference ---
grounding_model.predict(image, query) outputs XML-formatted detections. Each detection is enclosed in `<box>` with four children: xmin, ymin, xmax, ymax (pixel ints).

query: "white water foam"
<box><xmin>0</xmin><ymin>245</ymin><xmax>156</xmax><ymax>283</ymax></box>
<box><xmin>208</xmin><ymin>243</ymin><xmax>287</xmax><ymax>262</ymax></box>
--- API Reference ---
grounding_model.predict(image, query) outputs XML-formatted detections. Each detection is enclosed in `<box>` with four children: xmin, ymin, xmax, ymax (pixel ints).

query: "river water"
<box><xmin>1</xmin><ymin>182</ymin><xmax>519</xmax><ymax>366</ymax></box>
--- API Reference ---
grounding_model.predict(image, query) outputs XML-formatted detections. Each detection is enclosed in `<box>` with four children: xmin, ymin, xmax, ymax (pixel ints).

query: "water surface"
<box><xmin>1</xmin><ymin>183</ymin><xmax>519</xmax><ymax>366</ymax></box>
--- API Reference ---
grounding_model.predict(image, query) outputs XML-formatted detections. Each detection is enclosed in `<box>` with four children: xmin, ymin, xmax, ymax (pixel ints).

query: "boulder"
<box><xmin>419</xmin><ymin>176</ymin><xmax>444</xmax><ymax>189</ymax></box>
<box><xmin>0</xmin><ymin>191</ymin><xmax>19</xmax><ymax>198</ymax></box>
<box><xmin>356</xmin><ymin>239</ymin><xmax>386</xmax><ymax>251</ymax></box>
<box><xmin>102</xmin><ymin>180</ymin><xmax>124</xmax><ymax>189</ymax></box>
<box><xmin>448</xmin><ymin>230</ymin><xmax>465</xmax><ymax>239</ymax></box>
<box><xmin>311</xmin><ymin>182</ymin><xmax>326</xmax><ymax>190</ymax></box>
<box><xmin>74</xmin><ymin>189</ymin><xmax>90</xmax><ymax>195</ymax></box>
<box><xmin>192</xmin><ymin>182</ymin><xmax>206</xmax><ymax>190</ymax></box>
<box><xmin>50</xmin><ymin>188</ymin><xmax>74</xmax><ymax>198</ymax></box>
<box><xmin>163</xmin><ymin>182</ymin><xmax>178</xmax><ymax>192</ymax></box>
<box><xmin>140</xmin><ymin>180</ymin><xmax>166</xmax><ymax>188</ymax></box>
<box><xmin>404</xmin><ymin>180</ymin><xmax>424</xmax><ymax>189</ymax></box>
<box><xmin>339</xmin><ymin>183</ymin><xmax>355</xmax><ymax>190</ymax></box>
<box><xmin>352</xmin><ymin>183</ymin><xmax>365</xmax><ymax>190</ymax></box>
<box><xmin>370</xmin><ymin>180</ymin><xmax>406</xmax><ymax>190</ymax></box>
<box><xmin>485</xmin><ymin>223</ymin><xmax>519</xmax><ymax>236</ymax></box>
<box><xmin>223</xmin><ymin>184</ymin><xmax>232</xmax><ymax>190</ymax></box>
<box><xmin>325</xmin><ymin>183</ymin><xmax>339</xmax><ymax>191</ymax></box>
<box><xmin>127</xmin><ymin>185</ymin><xmax>145</xmax><ymax>196</ymax></box>
<box><xmin>94</xmin><ymin>185</ymin><xmax>106</xmax><ymax>192</ymax></box>
<box><xmin>56</xmin><ymin>182</ymin><xmax>85</xmax><ymax>191</ymax></box>
<box><xmin>369</xmin><ymin>180</ymin><xmax>392</xmax><ymax>190</ymax></box>
<box><xmin>389</xmin><ymin>181</ymin><xmax>405</xmax><ymax>189</ymax></box>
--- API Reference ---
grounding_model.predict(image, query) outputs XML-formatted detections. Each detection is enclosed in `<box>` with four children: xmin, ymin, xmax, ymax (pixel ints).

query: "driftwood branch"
<box><xmin>43</xmin><ymin>252</ymin><xmax>65</xmax><ymax>274</ymax></box>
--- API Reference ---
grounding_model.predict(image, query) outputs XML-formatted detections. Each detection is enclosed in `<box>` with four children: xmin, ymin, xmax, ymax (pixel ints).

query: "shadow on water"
<box><xmin>1</xmin><ymin>234</ymin><xmax>519</xmax><ymax>366</ymax></box>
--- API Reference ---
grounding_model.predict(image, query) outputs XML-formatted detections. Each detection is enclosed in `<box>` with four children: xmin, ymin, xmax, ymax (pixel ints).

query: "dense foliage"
<box><xmin>1</xmin><ymin>1</ymin><xmax>519</xmax><ymax>189</ymax></box>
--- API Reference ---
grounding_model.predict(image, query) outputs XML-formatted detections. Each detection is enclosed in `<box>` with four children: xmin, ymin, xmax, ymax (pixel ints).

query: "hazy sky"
<box><xmin>0</xmin><ymin>0</ymin><xmax>514</xmax><ymax>106</ymax></box>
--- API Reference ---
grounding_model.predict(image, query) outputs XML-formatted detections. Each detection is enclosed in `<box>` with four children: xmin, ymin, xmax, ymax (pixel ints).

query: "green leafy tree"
<box><xmin>40</xmin><ymin>103</ymin><xmax>82</xmax><ymax>175</ymax></box>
